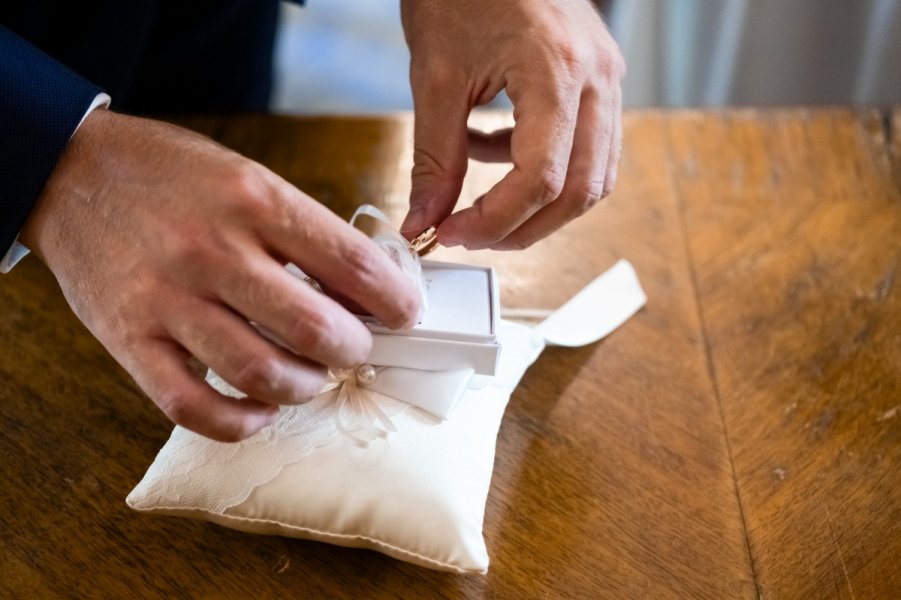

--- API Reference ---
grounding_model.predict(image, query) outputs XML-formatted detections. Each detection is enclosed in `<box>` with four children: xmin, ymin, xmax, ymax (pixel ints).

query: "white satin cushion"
<box><xmin>127</xmin><ymin>320</ymin><xmax>545</xmax><ymax>574</ymax></box>
<box><xmin>126</xmin><ymin>259</ymin><xmax>647</xmax><ymax>574</ymax></box>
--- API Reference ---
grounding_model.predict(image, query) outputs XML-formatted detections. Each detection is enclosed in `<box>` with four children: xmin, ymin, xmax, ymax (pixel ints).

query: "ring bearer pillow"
<box><xmin>127</xmin><ymin>207</ymin><xmax>647</xmax><ymax>574</ymax></box>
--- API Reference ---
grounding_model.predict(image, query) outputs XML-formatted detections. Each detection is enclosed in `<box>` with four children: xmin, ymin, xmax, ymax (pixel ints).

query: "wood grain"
<box><xmin>667</xmin><ymin>108</ymin><xmax>901</xmax><ymax>599</ymax></box>
<box><xmin>1</xmin><ymin>109</ymin><xmax>897</xmax><ymax>598</ymax></box>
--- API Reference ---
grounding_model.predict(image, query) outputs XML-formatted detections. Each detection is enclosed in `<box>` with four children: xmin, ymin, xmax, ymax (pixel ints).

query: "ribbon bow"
<box><xmin>317</xmin><ymin>364</ymin><xmax>476</xmax><ymax>446</ymax></box>
<box><xmin>322</xmin><ymin>365</ymin><xmax>397</xmax><ymax>446</ymax></box>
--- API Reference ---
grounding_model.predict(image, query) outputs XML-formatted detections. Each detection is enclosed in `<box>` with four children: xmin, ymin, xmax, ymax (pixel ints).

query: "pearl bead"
<box><xmin>356</xmin><ymin>364</ymin><xmax>377</xmax><ymax>386</ymax></box>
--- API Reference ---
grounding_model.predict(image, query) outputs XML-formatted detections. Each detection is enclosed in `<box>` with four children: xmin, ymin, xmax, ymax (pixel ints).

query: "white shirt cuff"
<box><xmin>1</xmin><ymin>92</ymin><xmax>111</xmax><ymax>274</ymax></box>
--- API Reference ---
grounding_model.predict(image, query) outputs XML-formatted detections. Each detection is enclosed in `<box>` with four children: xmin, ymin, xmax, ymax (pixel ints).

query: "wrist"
<box><xmin>20</xmin><ymin>107</ymin><xmax>113</xmax><ymax>261</ymax></box>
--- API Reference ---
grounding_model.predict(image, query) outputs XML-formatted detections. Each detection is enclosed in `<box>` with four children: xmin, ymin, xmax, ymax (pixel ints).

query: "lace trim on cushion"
<box><xmin>140</xmin><ymin>372</ymin><xmax>411</xmax><ymax>514</ymax></box>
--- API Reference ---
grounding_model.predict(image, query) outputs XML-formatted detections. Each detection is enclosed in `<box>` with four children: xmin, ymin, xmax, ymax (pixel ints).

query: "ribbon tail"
<box><xmin>336</xmin><ymin>381</ymin><xmax>385</xmax><ymax>447</ymax></box>
<box><xmin>335</xmin><ymin>381</ymin><xmax>364</xmax><ymax>445</ymax></box>
<box><xmin>360</xmin><ymin>394</ymin><xmax>397</xmax><ymax>437</ymax></box>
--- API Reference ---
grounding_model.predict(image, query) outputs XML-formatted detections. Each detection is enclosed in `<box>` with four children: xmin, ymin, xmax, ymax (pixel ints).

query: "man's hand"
<box><xmin>21</xmin><ymin>109</ymin><xmax>421</xmax><ymax>442</ymax></box>
<box><xmin>400</xmin><ymin>0</ymin><xmax>625</xmax><ymax>249</ymax></box>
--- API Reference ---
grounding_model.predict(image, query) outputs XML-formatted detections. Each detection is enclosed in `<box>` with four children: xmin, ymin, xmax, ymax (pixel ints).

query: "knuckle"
<box><xmin>578</xmin><ymin>178</ymin><xmax>607</xmax><ymax>213</ymax></box>
<box><xmin>573</xmin><ymin>186</ymin><xmax>605</xmax><ymax>217</ymax></box>
<box><xmin>412</xmin><ymin>57</ymin><xmax>459</xmax><ymax>94</ymax></box>
<box><xmin>549</xmin><ymin>38</ymin><xmax>586</xmax><ymax>84</ymax></box>
<box><xmin>598</xmin><ymin>42</ymin><xmax>627</xmax><ymax>82</ymax></box>
<box><xmin>164</xmin><ymin>226</ymin><xmax>212</xmax><ymax>265</ymax></box>
<box><xmin>341</xmin><ymin>241</ymin><xmax>382</xmax><ymax>292</ymax></box>
<box><xmin>229</xmin><ymin>162</ymin><xmax>276</xmax><ymax>215</ymax></box>
<box><xmin>290</xmin><ymin>309</ymin><xmax>337</xmax><ymax>358</ymax></box>
<box><xmin>547</xmin><ymin>37</ymin><xmax>589</xmax><ymax>91</ymax></box>
<box><xmin>233</xmin><ymin>356</ymin><xmax>279</xmax><ymax>397</ymax></box>
<box><xmin>411</xmin><ymin>146</ymin><xmax>466</xmax><ymax>182</ymax></box>
<box><xmin>533</xmin><ymin>165</ymin><xmax>567</xmax><ymax>204</ymax></box>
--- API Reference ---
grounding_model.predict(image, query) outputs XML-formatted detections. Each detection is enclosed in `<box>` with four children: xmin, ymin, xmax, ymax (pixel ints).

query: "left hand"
<box><xmin>400</xmin><ymin>0</ymin><xmax>626</xmax><ymax>250</ymax></box>
<box><xmin>21</xmin><ymin>110</ymin><xmax>421</xmax><ymax>442</ymax></box>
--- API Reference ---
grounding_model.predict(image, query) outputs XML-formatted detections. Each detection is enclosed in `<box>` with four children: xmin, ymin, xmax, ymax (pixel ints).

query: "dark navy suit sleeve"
<box><xmin>0</xmin><ymin>25</ymin><xmax>103</xmax><ymax>253</ymax></box>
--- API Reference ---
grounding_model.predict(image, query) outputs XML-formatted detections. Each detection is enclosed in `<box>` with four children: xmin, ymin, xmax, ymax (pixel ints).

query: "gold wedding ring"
<box><xmin>303</xmin><ymin>222</ymin><xmax>438</xmax><ymax>291</ymax></box>
<box><xmin>409</xmin><ymin>226</ymin><xmax>439</xmax><ymax>257</ymax></box>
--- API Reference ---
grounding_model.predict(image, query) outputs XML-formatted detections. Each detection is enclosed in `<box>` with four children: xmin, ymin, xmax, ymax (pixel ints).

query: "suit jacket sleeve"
<box><xmin>0</xmin><ymin>25</ymin><xmax>104</xmax><ymax>254</ymax></box>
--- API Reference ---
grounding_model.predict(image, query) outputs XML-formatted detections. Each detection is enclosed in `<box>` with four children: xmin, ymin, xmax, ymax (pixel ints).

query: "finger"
<box><xmin>604</xmin><ymin>84</ymin><xmax>623</xmax><ymax>195</ymax></box>
<box><xmin>132</xmin><ymin>339</ymin><xmax>280</xmax><ymax>443</ymax></box>
<box><xmin>166</xmin><ymin>298</ymin><xmax>328</xmax><ymax>405</ymax></box>
<box><xmin>437</xmin><ymin>78</ymin><xmax>579</xmax><ymax>249</ymax></box>
<box><xmin>492</xmin><ymin>87</ymin><xmax>613</xmax><ymax>250</ymax></box>
<box><xmin>261</xmin><ymin>197</ymin><xmax>421</xmax><ymax>330</ymax></box>
<box><xmin>467</xmin><ymin>128</ymin><xmax>512</xmax><ymax>163</ymax></box>
<box><xmin>400</xmin><ymin>64</ymin><xmax>471</xmax><ymax>238</ymax></box>
<box><xmin>216</xmin><ymin>251</ymin><xmax>375</xmax><ymax>368</ymax></box>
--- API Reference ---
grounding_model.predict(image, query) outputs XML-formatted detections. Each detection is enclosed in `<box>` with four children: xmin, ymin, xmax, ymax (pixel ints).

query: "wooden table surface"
<box><xmin>1</xmin><ymin>108</ymin><xmax>899</xmax><ymax>599</ymax></box>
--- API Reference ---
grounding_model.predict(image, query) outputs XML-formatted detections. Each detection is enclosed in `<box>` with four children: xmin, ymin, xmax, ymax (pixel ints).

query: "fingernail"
<box><xmin>401</xmin><ymin>205</ymin><xmax>427</xmax><ymax>237</ymax></box>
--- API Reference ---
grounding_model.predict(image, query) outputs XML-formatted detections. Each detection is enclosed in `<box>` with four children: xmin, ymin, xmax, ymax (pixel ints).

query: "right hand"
<box><xmin>20</xmin><ymin>109</ymin><xmax>421</xmax><ymax>442</ymax></box>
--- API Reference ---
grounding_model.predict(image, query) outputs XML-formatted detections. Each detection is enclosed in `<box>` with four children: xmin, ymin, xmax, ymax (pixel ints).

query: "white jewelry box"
<box><xmin>361</xmin><ymin>260</ymin><xmax>501</xmax><ymax>375</ymax></box>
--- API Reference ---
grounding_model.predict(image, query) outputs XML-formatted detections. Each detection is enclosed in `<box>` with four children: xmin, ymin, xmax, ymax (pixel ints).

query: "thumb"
<box><xmin>401</xmin><ymin>70</ymin><xmax>470</xmax><ymax>239</ymax></box>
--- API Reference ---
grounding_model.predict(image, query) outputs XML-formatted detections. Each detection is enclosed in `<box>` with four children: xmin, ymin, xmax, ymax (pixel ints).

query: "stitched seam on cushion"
<box><xmin>134</xmin><ymin>504</ymin><xmax>482</xmax><ymax>574</ymax></box>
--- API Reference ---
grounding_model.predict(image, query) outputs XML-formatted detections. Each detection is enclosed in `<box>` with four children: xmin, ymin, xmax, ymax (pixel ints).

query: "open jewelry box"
<box><xmin>361</xmin><ymin>260</ymin><xmax>501</xmax><ymax>376</ymax></box>
<box><xmin>285</xmin><ymin>206</ymin><xmax>501</xmax><ymax>376</ymax></box>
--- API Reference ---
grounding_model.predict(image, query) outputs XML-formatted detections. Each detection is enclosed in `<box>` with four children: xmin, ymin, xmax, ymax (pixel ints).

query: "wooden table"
<box><xmin>2</xmin><ymin>109</ymin><xmax>899</xmax><ymax>599</ymax></box>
